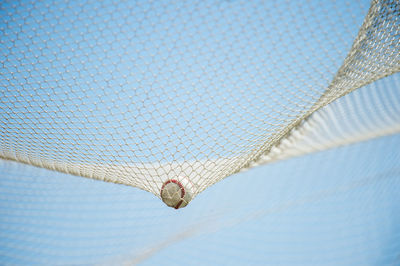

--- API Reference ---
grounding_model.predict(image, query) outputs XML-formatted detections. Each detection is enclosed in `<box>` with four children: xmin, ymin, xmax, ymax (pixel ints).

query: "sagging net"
<box><xmin>1</xmin><ymin>74</ymin><xmax>400</xmax><ymax>265</ymax></box>
<box><xmin>1</xmin><ymin>0</ymin><xmax>399</xmax><ymax>206</ymax></box>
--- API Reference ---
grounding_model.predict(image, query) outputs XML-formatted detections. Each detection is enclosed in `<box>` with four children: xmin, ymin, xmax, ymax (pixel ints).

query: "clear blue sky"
<box><xmin>1</xmin><ymin>131</ymin><xmax>400</xmax><ymax>265</ymax></box>
<box><xmin>1</xmin><ymin>0</ymin><xmax>400</xmax><ymax>265</ymax></box>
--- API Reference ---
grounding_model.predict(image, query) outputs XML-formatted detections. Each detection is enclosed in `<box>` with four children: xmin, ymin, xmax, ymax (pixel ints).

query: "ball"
<box><xmin>160</xmin><ymin>177</ymin><xmax>193</xmax><ymax>209</ymax></box>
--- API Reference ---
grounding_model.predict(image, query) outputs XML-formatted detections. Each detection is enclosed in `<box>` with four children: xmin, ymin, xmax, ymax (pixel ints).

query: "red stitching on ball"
<box><xmin>174</xmin><ymin>200</ymin><xmax>183</xmax><ymax>209</ymax></box>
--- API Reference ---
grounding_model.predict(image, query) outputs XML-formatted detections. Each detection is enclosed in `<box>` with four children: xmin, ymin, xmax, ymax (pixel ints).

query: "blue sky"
<box><xmin>1</xmin><ymin>132</ymin><xmax>399</xmax><ymax>265</ymax></box>
<box><xmin>1</xmin><ymin>0</ymin><xmax>370</xmax><ymax>164</ymax></box>
<box><xmin>1</xmin><ymin>0</ymin><xmax>400</xmax><ymax>264</ymax></box>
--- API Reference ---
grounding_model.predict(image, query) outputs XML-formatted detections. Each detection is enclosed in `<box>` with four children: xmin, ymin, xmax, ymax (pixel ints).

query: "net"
<box><xmin>1</xmin><ymin>0</ymin><xmax>400</xmax><ymax>263</ymax></box>
<box><xmin>1</xmin><ymin>0</ymin><xmax>399</xmax><ymax>206</ymax></box>
<box><xmin>1</xmin><ymin>125</ymin><xmax>400</xmax><ymax>265</ymax></box>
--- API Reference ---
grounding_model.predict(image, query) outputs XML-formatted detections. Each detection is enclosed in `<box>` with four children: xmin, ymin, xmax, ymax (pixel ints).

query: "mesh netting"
<box><xmin>1</xmin><ymin>72</ymin><xmax>400</xmax><ymax>265</ymax></box>
<box><xmin>252</xmin><ymin>73</ymin><xmax>400</xmax><ymax>165</ymax></box>
<box><xmin>1</xmin><ymin>0</ymin><xmax>399</xmax><ymax>205</ymax></box>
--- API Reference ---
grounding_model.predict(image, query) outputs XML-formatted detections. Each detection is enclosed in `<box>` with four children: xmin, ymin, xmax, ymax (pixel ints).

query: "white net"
<box><xmin>1</xmin><ymin>120</ymin><xmax>400</xmax><ymax>265</ymax></box>
<box><xmin>253</xmin><ymin>73</ymin><xmax>400</xmax><ymax>165</ymax></box>
<box><xmin>1</xmin><ymin>0</ymin><xmax>399</xmax><ymax>207</ymax></box>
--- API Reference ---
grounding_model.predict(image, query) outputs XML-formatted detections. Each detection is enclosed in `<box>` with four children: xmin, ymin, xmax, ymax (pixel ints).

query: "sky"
<box><xmin>1</xmin><ymin>132</ymin><xmax>400</xmax><ymax>265</ymax></box>
<box><xmin>1</xmin><ymin>0</ymin><xmax>400</xmax><ymax>265</ymax></box>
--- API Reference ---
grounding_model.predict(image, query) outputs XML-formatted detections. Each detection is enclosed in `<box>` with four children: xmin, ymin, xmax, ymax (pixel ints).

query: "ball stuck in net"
<box><xmin>160</xmin><ymin>178</ymin><xmax>193</xmax><ymax>209</ymax></box>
